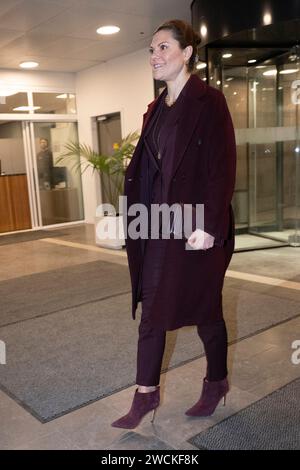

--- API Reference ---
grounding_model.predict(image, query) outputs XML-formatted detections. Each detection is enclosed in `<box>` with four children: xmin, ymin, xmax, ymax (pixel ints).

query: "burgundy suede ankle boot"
<box><xmin>185</xmin><ymin>377</ymin><xmax>229</xmax><ymax>417</ymax></box>
<box><xmin>111</xmin><ymin>387</ymin><xmax>160</xmax><ymax>429</ymax></box>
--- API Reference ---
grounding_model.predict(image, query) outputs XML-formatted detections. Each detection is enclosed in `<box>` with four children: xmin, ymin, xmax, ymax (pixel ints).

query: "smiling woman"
<box><xmin>111</xmin><ymin>19</ymin><xmax>237</xmax><ymax>430</ymax></box>
<box><xmin>149</xmin><ymin>20</ymin><xmax>201</xmax><ymax>105</ymax></box>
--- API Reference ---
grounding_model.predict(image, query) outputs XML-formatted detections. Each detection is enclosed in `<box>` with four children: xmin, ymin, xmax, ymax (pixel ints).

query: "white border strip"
<box><xmin>40</xmin><ymin>238</ymin><xmax>127</xmax><ymax>257</ymax></box>
<box><xmin>226</xmin><ymin>270</ymin><xmax>300</xmax><ymax>291</ymax></box>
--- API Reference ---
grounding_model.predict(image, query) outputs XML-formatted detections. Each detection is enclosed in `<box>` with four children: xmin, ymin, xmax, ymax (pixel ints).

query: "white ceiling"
<box><xmin>0</xmin><ymin>0</ymin><xmax>192</xmax><ymax>73</ymax></box>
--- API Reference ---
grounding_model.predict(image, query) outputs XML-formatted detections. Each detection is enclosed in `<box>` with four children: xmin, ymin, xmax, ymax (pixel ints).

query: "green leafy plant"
<box><xmin>58</xmin><ymin>131</ymin><xmax>139</xmax><ymax>210</ymax></box>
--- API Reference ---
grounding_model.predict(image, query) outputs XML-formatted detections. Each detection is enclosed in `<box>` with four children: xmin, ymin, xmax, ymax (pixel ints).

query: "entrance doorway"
<box><xmin>0</xmin><ymin>120</ymin><xmax>84</xmax><ymax>233</ymax></box>
<box><xmin>0</xmin><ymin>121</ymin><xmax>31</xmax><ymax>233</ymax></box>
<box><xmin>206</xmin><ymin>44</ymin><xmax>300</xmax><ymax>248</ymax></box>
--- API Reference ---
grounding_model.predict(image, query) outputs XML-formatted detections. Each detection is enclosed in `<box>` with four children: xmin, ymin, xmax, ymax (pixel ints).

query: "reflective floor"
<box><xmin>0</xmin><ymin>224</ymin><xmax>299</xmax><ymax>450</ymax></box>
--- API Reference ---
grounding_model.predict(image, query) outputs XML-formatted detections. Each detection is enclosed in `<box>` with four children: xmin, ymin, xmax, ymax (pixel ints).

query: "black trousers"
<box><xmin>136</xmin><ymin>239</ymin><xmax>228</xmax><ymax>386</ymax></box>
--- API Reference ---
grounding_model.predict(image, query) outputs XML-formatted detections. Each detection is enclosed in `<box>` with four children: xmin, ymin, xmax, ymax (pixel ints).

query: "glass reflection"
<box><xmin>34</xmin><ymin>122</ymin><xmax>84</xmax><ymax>225</ymax></box>
<box><xmin>33</xmin><ymin>93</ymin><xmax>76</xmax><ymax>114</ymax></box>
<box><xmin>207</xmin><ymin>46</ymin><xmax>300</xmax><ymax>247</ymax></box>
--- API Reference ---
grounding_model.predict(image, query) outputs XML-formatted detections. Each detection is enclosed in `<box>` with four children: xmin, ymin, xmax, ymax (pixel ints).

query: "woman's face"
<box><xmin>149</xmin><ymin>29</ymin><xmax>189</xmax><ymax>81</ymax></box>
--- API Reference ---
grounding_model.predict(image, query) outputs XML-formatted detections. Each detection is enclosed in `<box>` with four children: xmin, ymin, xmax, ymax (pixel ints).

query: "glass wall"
<box><xmin>0</xmin><ymin>92</ymin><xmax>29</xmax><ymax>113</ymax></box>
<box><xmin>280</xmin><ymin>47</ymin><xmax>300</xmax><ymax>246</ymax></box>
<box><xmin>206</xmin><ymin>45</ymin><xmax>300</xmax><ymax>248</ymax></box>
<box><xmin>0</xmin><ymin>87</ymin><xmax>84</xmax><ymax>232</ymax></box>
<box><xmin>33</xmin><ymin>93</ymin><xmax>76</xmax><ymax>114</ymax></box>
<box><xmin>0</xmin><ymin>90</ymin><xmax>77</xmax><ymax>115</ymax></box>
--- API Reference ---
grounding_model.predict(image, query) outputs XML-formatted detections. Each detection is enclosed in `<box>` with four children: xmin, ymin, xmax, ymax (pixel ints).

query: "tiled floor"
<box><xmin>234</xmin><ymin>233</ymin><xmax>285</xmax><ymax>251</ymax></box>
<box><xmin>0</xmin><ymin>224</ymin><xmax>299</xmax><ymax>450</ymax></box>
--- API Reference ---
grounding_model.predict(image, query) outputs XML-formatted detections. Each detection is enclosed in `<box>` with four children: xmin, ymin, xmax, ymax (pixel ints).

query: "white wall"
<box><xmin>76</xmin><ymin>47</ymin><xmax>154</xmax><ymax>223</ymax></box>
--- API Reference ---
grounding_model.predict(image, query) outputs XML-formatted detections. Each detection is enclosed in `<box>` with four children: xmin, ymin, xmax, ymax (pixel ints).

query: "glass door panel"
<box><xmin>283</xmin><ymin>46</ymin><xmax>300</xmax><ymax>245</ymax></box>
<box><xmin>97</xmin><ymin>112</ymin><xmax>122</xmax><ymax>211</ymax></box>
<box><xmin>248</xmin><ymin>142</ymin><xmax>277</xmax><ymax>233</ymax></box>
<box><xmin>0</xmin><ymin>121</ymin><xmax>31</xmax><ymax>233</ymax></box>
<box><xmin>222</xmin><ymin>66</ymin><xmax>249</xmax><ymax>232</ymax></box>
<box><xmin>248</xmin><ymin>48</ymin><xmax>300</xmax><ymax>244</ymax></box>
<box><xmin>246</xmin><ymin>64</ymin><xmax>278</xmax><ymax>236</ymax></box>
<box><xmin>33</xmin><ymin>122</ymin><xmax>84</xmax><ymax>226</ymax></box>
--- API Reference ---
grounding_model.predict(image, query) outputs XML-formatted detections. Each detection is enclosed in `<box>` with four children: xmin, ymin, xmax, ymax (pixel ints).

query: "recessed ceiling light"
<box><xmin>19</xmin><ymin>61</ymin><xmax>39</xmax><ymax>69</ymax></box>
<box><xmin>222</xmin><ymin>53</ymin><xmax>232</xmax><ymax>59</ymax></box>
<box><xmin>263</xmin><ymin>12</ymin><xmax>272</xmax><ymax>25</ymax></box>
<box><xmin>196</xmin><ymin>62</ymin><xmax>207</xmax><ymax>70</ymax></box>
<box><xmin>248</xmin><ymin>59</ymin><xmax>257</xmax><ymax>63</ymax></box>
<box><xmin>279</xmin><ymin>68</ymin><xmax>299</xmax><ymax>75</ymax></box>
<box><xmin>56</xmin><ymin>93</ymin><xmax>75</xmax><ymax>99</ymax></box>
<box><xmin>13</xmin><ymin>106</ymin><xmax>41</xmax><ymax>111</ymax></box>
<box><xmin>263</xmin><ymin>69</ymin><xmax>277</xmax><ymax>76</ymax></box>
<box><xmin>255</xmin><ymin>65</ymin><xmax>267</xmax><ymax>69</ymax></box>
<box><xmin>96</xmin><ymin>25</ymin><xmax>120</xmax><ymax>35</ymax></box>
<box><xmin>200</xmin><ymin>25</ymin><xmax>207</xmax><ymax>37</ymax></box>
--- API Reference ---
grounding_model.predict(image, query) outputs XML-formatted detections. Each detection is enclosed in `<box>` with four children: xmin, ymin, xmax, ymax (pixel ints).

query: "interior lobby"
<box><xmin>0</xmin><ymin>0</ymin><xmax>299</xmax><ymax>451</ymax></box>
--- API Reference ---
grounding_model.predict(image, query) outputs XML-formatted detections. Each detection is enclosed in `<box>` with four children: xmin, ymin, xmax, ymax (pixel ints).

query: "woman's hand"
<box><xmin>187</xmin><ymin>229</ymin><xmax>215</xmax><ymax>250</ymax></box>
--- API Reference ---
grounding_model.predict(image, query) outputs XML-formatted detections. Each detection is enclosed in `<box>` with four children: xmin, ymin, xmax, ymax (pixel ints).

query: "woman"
<box><xmin>112</xmin><ymin>19</ymin><xmax>236</xmax><ymax>429</ymax></box>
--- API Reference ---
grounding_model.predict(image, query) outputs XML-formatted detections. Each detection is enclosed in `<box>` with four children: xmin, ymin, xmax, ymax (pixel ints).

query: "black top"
<box><xmin>145</xmin><ymin>96</ymin><xmax>182</xmax><ymax>205</ymax></box>
<box><xmin>144</xmin><ymin>95</ymin><xmax>183</xmax><ymax>238</ymax></box>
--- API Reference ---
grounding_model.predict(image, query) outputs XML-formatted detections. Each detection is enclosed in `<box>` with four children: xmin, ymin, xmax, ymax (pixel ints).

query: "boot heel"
<box><xmin>150</xmin><ymin>408</ymin><xmax>157</xmax><ymax>423</ymax></box>
<box><xmin>111</xmin><ymin>387</ymin><xmax>160</xmax><ymax>429</ymax></box>
<box><xmin>185</xmin><ymin>377</ymin><xmax>229</xmax><ymax>417</ymax></box>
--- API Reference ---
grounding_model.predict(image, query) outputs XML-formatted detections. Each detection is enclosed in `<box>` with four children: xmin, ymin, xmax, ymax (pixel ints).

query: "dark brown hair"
<box><xmin>153</xmin><ymin>19</ymin><xmax>201</xmax><ymax>72</ymax></box>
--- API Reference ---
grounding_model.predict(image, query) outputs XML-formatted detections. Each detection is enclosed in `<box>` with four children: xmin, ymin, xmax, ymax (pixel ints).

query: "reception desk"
<box><xmin>39</xmin><ymin>187</ymin><xmax>81</xmax><ymax>225</ymax></box>
<box><xmin>0</xmin><ymin>174</ymin><xmax>32</xmax><ymax>233</ymax></box>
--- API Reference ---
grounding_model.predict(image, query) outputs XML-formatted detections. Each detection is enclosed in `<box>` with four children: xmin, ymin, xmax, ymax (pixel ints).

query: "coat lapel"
<box><xmin>126</xmin><ymin>75</ymin><xmax>207</xmax><ymax>179</ymax></box>
<box><xmin>143</xmin><ymin>87</ymin><xmax>167</xmax><ymax>137</ymax></box>
<box><xmin>170</xmin><ymin>75</ymin><xmax>207</xmax><ymax>179</ymax></box>
<box><xmin>126</xmin><ymin>88</ymin><xmax>166</xmax><ymax>177</ymax></box>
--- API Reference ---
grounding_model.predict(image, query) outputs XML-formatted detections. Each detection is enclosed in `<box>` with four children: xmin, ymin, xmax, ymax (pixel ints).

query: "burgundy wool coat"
<box><xmin>123</xmin><ymin>74</ymin><xmax>236</xmax><ymax>331</ymax></box>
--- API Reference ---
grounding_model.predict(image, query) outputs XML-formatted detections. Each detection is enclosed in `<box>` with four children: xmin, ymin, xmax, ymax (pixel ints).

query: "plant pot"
<box><xmin>95</xmin><ymin>214</ymin><xmax>125</xmax><ymax>250</ymax></box>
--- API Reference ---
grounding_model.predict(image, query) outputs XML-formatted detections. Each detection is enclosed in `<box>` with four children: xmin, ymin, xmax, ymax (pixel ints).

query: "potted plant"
<box><xmin>58</xmin><ymin>131</ymin><xmax>139</xmax><ymax>249</ymax></box>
